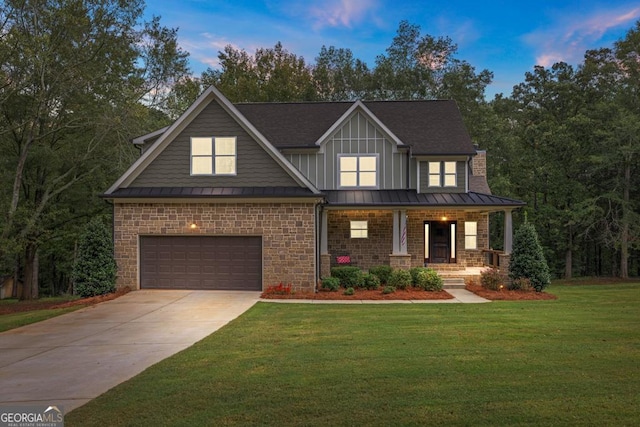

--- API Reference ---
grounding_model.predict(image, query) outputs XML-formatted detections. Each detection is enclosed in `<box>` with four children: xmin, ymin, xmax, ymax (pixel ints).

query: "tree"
<box><xmin>203</xmin><ymin>42</ymin><xmax>316</xmax><ymax>102</ymax></box>
<box><xmin>72</xmin><ymin>217</ymin><xmax>117</xmax><ymax>297</ymax></box>
<box><xmin>0</xmin><ymin>0</ymin><xmax>189</xmax><ymax>299</ymax></box>
<box><xmin>509</xmin><ymin>221</ymin><xmax>551</xmax><ymax>292</ymax></box>
<box><xmin>314</xmin><ymin>45</ymin><xmax>372</xmax><ymax>101</ymax></box>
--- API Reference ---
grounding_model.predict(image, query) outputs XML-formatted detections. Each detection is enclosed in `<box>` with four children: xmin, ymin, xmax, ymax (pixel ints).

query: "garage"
<box><xmin>140</xmin><ymin>236</ymin><xmax>262</xmax><ymax>290</ymax></box>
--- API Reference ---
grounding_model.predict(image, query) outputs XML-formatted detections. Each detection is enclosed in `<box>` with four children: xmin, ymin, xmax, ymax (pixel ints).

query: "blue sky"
<box><xmin>145</xmin><ymin>0</ymin><xmax>640</xmax><ymax>98</ymax></box>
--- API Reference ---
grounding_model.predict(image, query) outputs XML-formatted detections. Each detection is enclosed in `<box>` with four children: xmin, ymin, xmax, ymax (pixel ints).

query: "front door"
<box><xmin>424</xmin><ymin>221</ymin><xmax>456</xmax><ymax>264</ymax></box>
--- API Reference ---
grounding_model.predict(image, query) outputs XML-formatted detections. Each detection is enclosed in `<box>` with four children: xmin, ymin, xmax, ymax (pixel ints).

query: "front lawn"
<box><xmin>67</xmin><ymin>283</ymin><xmax>640</xmax><ymax>426</ymax></box>
<box><xmin>0</xmin><ymin>296</ymin><xmax>83</xmax><ymax>332</ymax></box>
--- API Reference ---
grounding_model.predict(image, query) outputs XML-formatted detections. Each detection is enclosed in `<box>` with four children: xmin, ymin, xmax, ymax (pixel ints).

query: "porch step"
<box><xmin>442</xmin><ymin>278</ymin><xmax>466</xmax><ymax>290</ymax></box>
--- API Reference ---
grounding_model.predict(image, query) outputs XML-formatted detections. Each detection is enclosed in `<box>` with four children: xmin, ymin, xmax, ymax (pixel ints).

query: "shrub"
<box><xmin>415</xmin><ymin>268</ymin><xmax>443</xmax><ymax>291</ymax></box>
<box><xmin>331</xmin><ymin>266</ymin><xmax>364</xmax><ymax>288</ymax></box>
<box><xmin>382</xmin><ymin>285</ymin><xmax>396</xmax><ymax>294</ymax></box>
<box><xmin>388</xmin><ymin>269</ymin><xmax>412</xmax><ymax>290</ymax></box>
<box><xmin>321</xmin><ymin>277</ymin><xmax>340</xmax><ymax>292</ymax></box>
<box><xmin>362</xmin><ymin>273</ymin><xmax>381</xmax><ymax>290</ymax></box>
<box><xmin>509</xmin><ymin>221</ymin><xmax>551</xmax><ymax>292</ymax></box>
<box><xmin>509</xmin><ymin>277</ymin><xmax>534</xmax><ymax>292</ymax></box>
<box><xmin>72</xmin><ymin>217</ymin><xmax>117</xmax><ymax>298</ymax></box>
<box><xmin>343</xmin><ymin>287</ymin><xmax>355</xmax><ymax>296</ymax></box>
<box><xmin>369</xmin><ymin>265</ymin><xmax>393</xmax><ymax>284</ymax></box>
<box><xmin>409</xmin><ymin>267</ymin><xmax>426</xmax><ymax>285</ymax></box>
<box><xmin>480</xmin><ymin>268</ymin><xmax>504</xmax><ymax>291</ymax></box>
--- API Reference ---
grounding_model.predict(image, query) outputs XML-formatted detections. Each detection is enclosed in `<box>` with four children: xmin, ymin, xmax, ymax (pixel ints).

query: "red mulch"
<box><xmin>0</xmin><ymin>287</ymin><xmax>131</xmax><ymax>315</ymax></box>
<box><xmin>261</xmin><ymin>287</ymin><xmax>454</xmax><ymax>300</ymax></box>
<box><xmin>465</xmin><ymin>284</ymin><xmax>557</xmax><ymax>301</ymax></box>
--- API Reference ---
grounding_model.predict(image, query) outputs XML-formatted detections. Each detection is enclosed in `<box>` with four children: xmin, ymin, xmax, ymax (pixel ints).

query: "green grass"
<box><xmin>0</xmin><ymin>306</ymin><xmax>83</xmax><ymax>332</ymax></box>
<box><xmin>67</xmin><ymin>284</ymin><xmax>640</xmax><ymax>426</ymax></box>
<box><xmin>0</xmin><ymin>296</ymin><xmax>83</xmax><ymax>332</ymax></box>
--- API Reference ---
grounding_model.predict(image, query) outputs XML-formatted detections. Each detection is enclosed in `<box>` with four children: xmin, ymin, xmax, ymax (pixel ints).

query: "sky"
<box><xmin>144</xmin><ymin>0</ymin><xmax>640</xmax><ymax>98</ymax></box>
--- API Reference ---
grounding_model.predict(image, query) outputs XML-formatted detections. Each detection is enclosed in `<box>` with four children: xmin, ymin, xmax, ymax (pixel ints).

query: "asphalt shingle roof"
<box><xmin>235</xmin><ymin>100</ymin><xmax>476</xmax><ymax>155</ymax></box>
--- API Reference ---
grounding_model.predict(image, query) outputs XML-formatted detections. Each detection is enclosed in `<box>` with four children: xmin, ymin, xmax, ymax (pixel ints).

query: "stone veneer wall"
<box><xmin>327</xmin><ymin>210</ymin><xmax>393</xmax><ymax>271</ymax></box>
<box><xmin>406</xmin><ymin>210</ymin><xmax>489</xmax><ymax>268</ymax></box>
<box><xmin>326</xmin><ymin>209</ymin><xmax>489</xmax><ymax>270</ymax></box>
<box><xmin>114</xmin><ymin>202</ymin><xmax>317</xmax><ymax>292</ymax></box>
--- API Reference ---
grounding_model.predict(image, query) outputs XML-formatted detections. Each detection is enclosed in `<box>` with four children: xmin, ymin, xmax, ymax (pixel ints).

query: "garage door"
<box><xmin>140</xmin><ymin>236</ymin><xmax>262</xmax><ymax>290</ymax></box>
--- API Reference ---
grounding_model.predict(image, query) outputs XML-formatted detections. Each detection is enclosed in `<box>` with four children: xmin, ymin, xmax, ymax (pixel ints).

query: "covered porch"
<box><xmin>318</xmin><ymin>190</ymin><xmax>525</xmax><ymax>279</ymax></box>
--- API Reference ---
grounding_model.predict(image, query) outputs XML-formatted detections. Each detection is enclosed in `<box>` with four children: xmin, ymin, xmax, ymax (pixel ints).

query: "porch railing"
<box><xmin>482</xmin><ymin>249</ymin><xmax>501</xmax><ymax>268</ymax></box>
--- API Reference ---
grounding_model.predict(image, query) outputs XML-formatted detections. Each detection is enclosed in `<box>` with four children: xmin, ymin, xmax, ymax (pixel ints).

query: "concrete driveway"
<box><xmin>0</xmin><ymin>290</ymin><xmax>260</xmax><ymax>412</ymax></box>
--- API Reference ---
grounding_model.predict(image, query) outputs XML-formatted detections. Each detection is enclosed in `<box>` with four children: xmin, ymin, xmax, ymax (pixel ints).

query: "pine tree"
<box><xmin>72</xmin><ymin>218</ymin><xmax>117</xmax><ymax>297</ymax></box>
<box><xmin>509</xmin><ymin>221</ymin><xmax>551</xmax><ymax>292</ymax></box>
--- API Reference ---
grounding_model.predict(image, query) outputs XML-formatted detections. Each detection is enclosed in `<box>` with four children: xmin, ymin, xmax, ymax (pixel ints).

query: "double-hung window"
<box><xmin>350</xmin><ymin>221</ymin><xmax>368</xmax><ymax>238</ymax></box>
<box><xmin>428</xmin><ymin>161</ymin><xmax>457</xmax><ymax>187</ymax></box>
<box><xmin>339</xmin><ymin>155</ymin><xmax>377</xmax><ymax>188</ymax></box>
<box><xmin>465</xmin><ymin>221</ymin><xmax>478</xmax><ymax>250</ymax></box>
<box><xmin>191</xmin><ymin>137</ymin><xmax>237</xmax><ymax>175</ymax></box>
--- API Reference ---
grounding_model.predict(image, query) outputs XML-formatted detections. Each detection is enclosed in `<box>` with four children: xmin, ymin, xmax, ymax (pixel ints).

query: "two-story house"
<box><xmin>104</xmin><ymin>86</ymin><xmax>524</xmax><ymax>292</ymax></box>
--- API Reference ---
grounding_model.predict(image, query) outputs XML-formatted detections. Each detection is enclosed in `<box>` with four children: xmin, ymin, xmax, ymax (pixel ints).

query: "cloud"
<box><xmin>523</xmin><ymin>6</ymin><xmax>640</xmax><ymax>67</ymax></box>
<box><xmin>306</xmin><ymin>0</ymin><xmax>381</xmax><ymax>29</ymax></box>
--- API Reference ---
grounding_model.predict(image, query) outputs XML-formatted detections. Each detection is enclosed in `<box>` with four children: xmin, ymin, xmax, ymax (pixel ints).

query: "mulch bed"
<box><xmin>465</xmin><ymin>284</ymin><xmax>557</xmax><ymax>301</ymax></box>
<box><xmin>0</xmin><ymin>287</ymin><xmax>131</xmax><ymax>315</ymax></box>
<box><xmin>261</xmin><ymin>287</ymin><xmax>454</xmax><ymax>300</ymax></box>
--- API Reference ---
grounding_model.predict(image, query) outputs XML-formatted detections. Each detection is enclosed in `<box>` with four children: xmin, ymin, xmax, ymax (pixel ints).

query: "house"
<box><xmin>103</xmin><ymin>86</ymin><xmax>524</xmax><ymax>292</ymax></box>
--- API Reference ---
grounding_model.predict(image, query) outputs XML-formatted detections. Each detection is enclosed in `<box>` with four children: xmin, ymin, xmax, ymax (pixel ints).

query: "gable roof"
<box><xmin>105</xmin><ymin>86</ymin><xmax>320</xmax><ymax>195</ymax></box>
<box><xmin>236</xmin><ymin>99</ymin><xmax>475</xmax><ymax>155</ymax></box>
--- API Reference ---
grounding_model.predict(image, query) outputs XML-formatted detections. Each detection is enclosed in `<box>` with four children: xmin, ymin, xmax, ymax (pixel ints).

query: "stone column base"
<box><xmin>499</xmin><ymin>253</ymin><xmax>511</xmax><ymax>284</ymax></box>
<box><xmin>320</xmin><ymin>253</ymin><xmax>332</xmax><ymax>279</ymax></box>
<box><xmin>389</xmin><ymin>254</ymin><xmax>412</xmax><ymax>270</ymax></box>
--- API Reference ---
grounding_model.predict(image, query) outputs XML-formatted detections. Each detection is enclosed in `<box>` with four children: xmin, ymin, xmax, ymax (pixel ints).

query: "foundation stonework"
<box><xmin>114</xmin><ymin>202</ymin><xmax>317</xmax><ymax>292</ymax></box>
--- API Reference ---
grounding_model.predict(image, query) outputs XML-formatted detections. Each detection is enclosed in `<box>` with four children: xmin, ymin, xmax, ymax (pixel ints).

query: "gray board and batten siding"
<box><xmin>418</xmin><ymin>160</ymin><xmax>467</xmax><ymax>193</ymax></box>
<box><xmin>130</xmin><ymin>101</ymin><xmax>302</xmax><ymax>188</ymax></box>
<box><xmin>284</xmin><ymin>111</ymin><xmax>416</xmax><ymax>190</ymax></box>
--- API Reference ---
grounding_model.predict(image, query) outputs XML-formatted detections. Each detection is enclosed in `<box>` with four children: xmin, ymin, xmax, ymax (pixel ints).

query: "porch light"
<box><xmin>189</xmin><ymin>223</ymin><xmax>197</xmax><ymax>229</ymax></box>
<box><xmin>441</xmin><ymin>216</ymin><xmax>448</xmax><ymax>222</ymax></box>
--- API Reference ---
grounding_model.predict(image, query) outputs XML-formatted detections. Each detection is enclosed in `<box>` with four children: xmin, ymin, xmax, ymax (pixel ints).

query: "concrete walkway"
<box><xmin>0</xmin><ymin>290</ymin><xmax>260</xmax><ymax>412</ymax></box>
<box><xmin>264</xmin><ymin>288</ymin><xmax>490</xmax><ymax>304</ymax></box>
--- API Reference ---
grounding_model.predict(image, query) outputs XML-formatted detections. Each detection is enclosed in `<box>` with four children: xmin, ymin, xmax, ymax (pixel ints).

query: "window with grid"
<box><xmin>339</xmin><ymin>155</ymin><xmax>377</xmax><ymax>188</ymax></box>
<box><xmin>191</xmin><ymin>137</ymin><xmax>236</xmax><ymax>175</ymax></box>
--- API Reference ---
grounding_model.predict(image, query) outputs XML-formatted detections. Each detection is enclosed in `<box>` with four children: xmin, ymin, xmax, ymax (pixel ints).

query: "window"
<box><xmin>444</xmin><ymin>161</ymin><xmax>457</xmax><ymax>187</ymax></box>
<box><xmin>350</xmin><ymin>220</ymin><xmax>368</xmax><ymax>238</ymax></box>
<box><xmin>428</xmin><ymin>161</ymin><xmax>457</xmax><ymax>187</ymax></box>
<box><xmin>339</xmin><ymin>155</ymin><xmax>377</xmax><ymax>188</ymax></box>
<box><xmin>190</xmin><ymin>137</ymin><xmax>236</xmax><ymax>175</ymax></box>
<box><xmin>428</xmin><ymin>162</ymin><xmax>441</xmax><ymax>187</ymax></box>
<box><xmin>465</xmin><ymin>221</ymin><xmax>477</xmax><ymax>249</ymax></box>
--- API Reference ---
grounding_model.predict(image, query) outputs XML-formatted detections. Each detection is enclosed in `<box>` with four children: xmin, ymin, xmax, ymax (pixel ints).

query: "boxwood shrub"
<box><xmin>368</xmin><ymin>265</ymin><xmax>393</xmax><ymax>284</ymax></box>
<box><xmin>362</xmin><ymin>273</ymin><xmax>381</xmax><ymax>290</ymax></box>
<box><xmin>388</xmin><ymin>269</ymin><xmax>412</xmax><ymax>290</ymax></box>
<box><xmin>321</xmin><ymin>276</ymin><xmax>340</xmax><ymax>292</ymax></box>
<box><xmin>414</xmin><ymin>268</ymin><xmax>443</xmax><ymax>291</ymax></box>
<box><xmin>330</xmin><ymin>266</ymin><xmax>364</xmax><ymax>288</ymax></box>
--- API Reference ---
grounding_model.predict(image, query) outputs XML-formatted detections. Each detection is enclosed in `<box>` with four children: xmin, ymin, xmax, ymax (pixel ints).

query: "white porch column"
<box><xmin>399</xmin><ymin>210</ymin><xmax>408</xmax><ymax>254</ymax></box>
<box><xmin>392</xmin><ymin>210</ymin><xmax>408</xmax><ymax>255</ymax></box>
<box><xmin>392</xmin><ymin>210</ymin><xmax>400</xmax><ymax>254</ymax></box>
<box><xmin>320</xmin><ymin>209</ymin><xmax>328</xmax><ymax>254</ymax></box>
<box><xmin>504</xmin><ymin>209</ymin><xmax>513</xmax><ymax>254</ymax></box>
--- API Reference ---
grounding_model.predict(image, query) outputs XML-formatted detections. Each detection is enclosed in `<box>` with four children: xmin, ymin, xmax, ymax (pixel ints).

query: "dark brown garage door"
<box><xmin>140</xmin><ymin>236</ymin><xmax>262</xmax><ymax>290</ymax></box>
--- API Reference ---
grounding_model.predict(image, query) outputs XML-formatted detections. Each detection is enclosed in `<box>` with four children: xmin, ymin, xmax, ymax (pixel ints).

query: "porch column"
<box><xmin>391</xmin><ymin>210</ymin><xmax>408</xmax><ymax>254</ymax></box>
<box><xmin>504</xmin><ymin>209</ymin><xmax>513</xmax><ymax>254</ymax></box>
<box><xmin>320</xmin><ymin>209</ymin><xmax>331</xmax><ymax>279</ymax></box>
<box><xmin>390</xmin><ymin>210</ymin><xmax>411</xmax><ymax>270</ymax></box>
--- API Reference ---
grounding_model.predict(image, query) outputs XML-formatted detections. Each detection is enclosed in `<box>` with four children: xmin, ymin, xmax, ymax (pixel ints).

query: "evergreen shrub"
<box><xmin>72</xmin><ymin>217</ymin><xmax>117</xmax><ymax>298</ymax></box>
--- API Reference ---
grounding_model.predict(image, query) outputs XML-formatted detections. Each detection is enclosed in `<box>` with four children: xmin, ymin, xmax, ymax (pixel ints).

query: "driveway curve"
<box><xmin>0</xmin><ymin>290</ymin><xmax>260</xmax><ymax>412</ymax></box>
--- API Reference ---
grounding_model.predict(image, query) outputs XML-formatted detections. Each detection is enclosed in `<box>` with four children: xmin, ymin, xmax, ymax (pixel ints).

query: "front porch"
<box><xmin>319</xmin><ymin>208</ymin><xmax>515</xmax><ymax>280</ymax></box>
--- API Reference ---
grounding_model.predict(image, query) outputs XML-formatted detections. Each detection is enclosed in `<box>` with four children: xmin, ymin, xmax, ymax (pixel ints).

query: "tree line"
<box><xmin>1</xmin><ymin>1</ymin><xmax>638</xmax><ymax>299</ymax></box>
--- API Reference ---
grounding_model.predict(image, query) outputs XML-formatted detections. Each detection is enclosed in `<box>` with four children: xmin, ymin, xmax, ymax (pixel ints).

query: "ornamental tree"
<box><xmin>72</xmin><ymin>218</ymin><xmax>117</xmax><ymax>297</ymax></box>
<box><xmin>509</xmin><ymin>221</ymin><xmax>551</xmax><ymax>292</ymax></box>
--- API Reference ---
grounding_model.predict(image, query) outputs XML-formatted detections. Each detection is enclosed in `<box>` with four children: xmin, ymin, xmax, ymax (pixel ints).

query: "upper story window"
<box><xmin>428</xmin><ymin>161</ymin><xmax>457</xmax><ymax>187</ymax></box>
<box><xmin>339</xmin><ymin>155</ymin><xmax>378</xmax><ymax>188</ymax></box>
<box><xmin>191</xmin><ymin>137</ymin><xmax>237</xmax><ymax>176</ymax></box>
